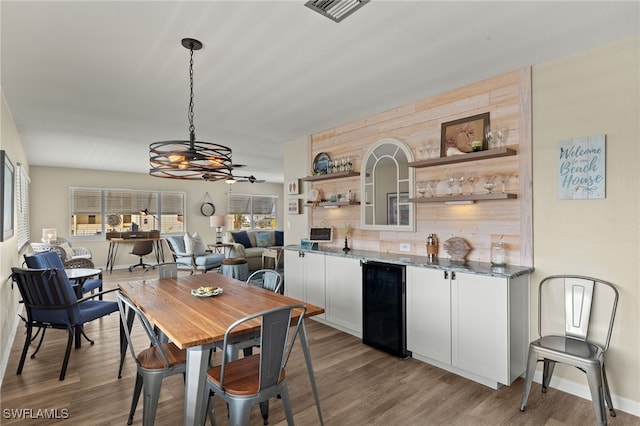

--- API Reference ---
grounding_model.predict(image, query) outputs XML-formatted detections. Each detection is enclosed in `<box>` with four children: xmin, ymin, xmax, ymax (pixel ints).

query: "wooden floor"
<box><xmin>1</xmin><ymin>268</ymin><xmax>638</xmax><ymax>425</ymax></box>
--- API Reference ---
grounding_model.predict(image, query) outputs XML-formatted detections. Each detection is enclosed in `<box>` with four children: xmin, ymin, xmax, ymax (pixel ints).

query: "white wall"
<box><xmin>283</xmin><ymin>136</ymin><xmax>310</xmax><ymax>245</ymax></box>
<box><xmin>0</xmin><ymin>92</ymin><xmax>29</xmax><ymax>386</ymax></box>
<box><xmin>28</xmin><ymin>166</ymin><xmax>284</xmax><ymax>270</ymax></box>
<box><xmin>532</xmin><ymin>35</ymin><xmax>639</xmax><ymax>413</ymax></box>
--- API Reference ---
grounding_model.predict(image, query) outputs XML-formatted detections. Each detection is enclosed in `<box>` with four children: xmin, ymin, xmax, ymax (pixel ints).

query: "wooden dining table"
<box><xmin>118</xmin><ymin>272</ymin><xmax>325</xmax><ymax>426</ymax></box>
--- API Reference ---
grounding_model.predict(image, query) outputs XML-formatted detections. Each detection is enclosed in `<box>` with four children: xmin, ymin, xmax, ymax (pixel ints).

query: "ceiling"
<box><xmin>2</xmin><ymin>1</ymin><xmax>638</xmax><ymax>183</ymax></box>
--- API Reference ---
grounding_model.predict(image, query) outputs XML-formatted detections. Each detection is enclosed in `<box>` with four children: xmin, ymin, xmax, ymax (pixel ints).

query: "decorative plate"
<box><xmin>313</xmin><ymin>152</ymin><xmax>331</xmax><ymax>174</ymax></box>
<box><xmin>191</xmin><ymin>286</ymin><xmax>223</xmax><ymax>297</ymax></box>
<box><xmin>107</xmin><ymin>214</ymin><xmax>121</xmax><ymax>228</ymax></box>
<box><xmin>443</xmin><ymin>237</ymin><xmax>471</xmax><ymax>262</ymax></box>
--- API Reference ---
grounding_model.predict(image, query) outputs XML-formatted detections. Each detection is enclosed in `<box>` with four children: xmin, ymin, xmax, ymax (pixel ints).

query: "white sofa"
<box><xmin>225</xmin><ymin>230</ymin><xmax>284</xmax><ymax>271</ymax></box>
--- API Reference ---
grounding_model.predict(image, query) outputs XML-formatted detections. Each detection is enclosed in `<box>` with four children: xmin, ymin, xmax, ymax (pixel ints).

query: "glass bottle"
<box><xmin>491</xmin><ymin>242</ymin><xmax>506</xmax><ymax>266</ymax></box>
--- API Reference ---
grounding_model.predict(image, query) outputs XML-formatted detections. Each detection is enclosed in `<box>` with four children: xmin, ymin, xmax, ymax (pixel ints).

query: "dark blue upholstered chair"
<box><xmin>24</xmin><ymin>251</ymin><xmax>103</xmax><ymax>297</ymax></box>
<box><xmin>11</xmin><ymin>267</ymin><xmax>118</xmax><ymax>380</ymax></box>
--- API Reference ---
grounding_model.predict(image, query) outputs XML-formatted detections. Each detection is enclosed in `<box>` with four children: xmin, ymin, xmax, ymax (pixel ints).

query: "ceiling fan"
<box><xmin>226</xmin><ymin>175</ymin><xmax>265</xmax><ymax>184</ymax></box>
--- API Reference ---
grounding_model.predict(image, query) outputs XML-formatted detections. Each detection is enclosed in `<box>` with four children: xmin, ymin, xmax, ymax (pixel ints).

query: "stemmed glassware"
<box><xmin>483</xmin><ymin>175</ymin><xmax>496</xmax><ymax>194</ymax></box>
<box><xmin>457</xmin><ymin>173</ymin><xmax>466</xmax><ymax>195</ymax></box>
<box><xmin>496</xmin><ymin>127</ymin><xmax>507</xmax><ymax>148</ymax></box>
<box><xmin>446</xmin><ymin>172</ymin><xmax>456</xmax><ymax>195</ymax></box>
<box><xmin>485</xmin><ymin>128</ymin><xmax>495</xmax><ymax>149</ymax></box>
<box><xmin>466</xmin><ymin>171</ymin><xmax>478</xmax><ymax>195</ymax></box>
<box><xmin>416</xmin><ymin>182</ymin><xmax>428</xmax><ymax>197</ymax></box>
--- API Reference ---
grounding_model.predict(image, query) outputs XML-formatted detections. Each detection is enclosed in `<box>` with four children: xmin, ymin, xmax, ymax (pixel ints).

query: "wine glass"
<box><xmin>483</xmin><ymin>175</ymin><xmax>496</xmax><ymax>194</ymax></box>
<box><xmin>417</xmin><ymin>143</ymin><xmax>427</xmax><ymax>160</ymax></box>
<box><xmin>446</xmin><ymin>172</ymin><xmax>456</xmax><ymax>195</ymax></box>
<box><xmin>485</xmin><ymin>127</ymin><xmax>495</xmax><ymax>149</ymax></box>
<box><xmin>457</xmin><ymin>172</ymin><xmax>466</xmax><ymax>195</ymax></box>
<box><xmin>495</xmin><ymin>174</ymin><xmax>507</xmax><ymax>193</ymax></box>
<box><xmin>496</xmin><ymin>127</ymin><xmax>507</xmax><ymax>148</ymax></box>
<box><xmin>466</xmin><ymin>171</ymin><xmax>478</xmax><ymax>195</ymax></box>
<box><xmin>416</xmin><ymin>182</ymin><xmax>428</xmax><ymax>198</ymax></box>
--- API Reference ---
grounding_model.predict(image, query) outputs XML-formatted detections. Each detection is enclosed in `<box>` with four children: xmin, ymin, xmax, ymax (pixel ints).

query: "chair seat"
<box><xmin>533</xmin><ymin>335</ymin><xmax>603</xmax><ymax>361</ymax></box>
<box><xmin>137</xmin><ymin>342</ymin><xmax>187</xmax><ymax>370</ymax></box>
<box><xmin>207</xmin><ymin>354</ymin><xmax>286</xmax><ymax>396</ymax></box>
<box><xmin>82</xmin><ymin>278</ymin><xmax>102</xmax><ymax>294</ymax></box>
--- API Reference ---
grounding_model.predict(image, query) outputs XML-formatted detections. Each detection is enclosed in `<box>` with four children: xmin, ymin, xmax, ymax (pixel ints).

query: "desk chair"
<box><xmin>205</xmin><ymin>304</ymin><xmax>306</xmax><ymax>426</ymax></box>
<box><xmin>11</xmin><ymin>267</ymin><xmax>118</xmax><ymax>380</ymax></box>
<box><xmin>129</xmin><ymin>240</ymin><xmax>154</xmax><ymax>272</ymax></box>
<box><xmin>520</xmin><ymin>275</ymin><xmax>619</xmax><ymax>426</ymax></box>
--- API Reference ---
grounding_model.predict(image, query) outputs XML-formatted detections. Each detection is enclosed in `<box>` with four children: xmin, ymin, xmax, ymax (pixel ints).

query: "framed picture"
<box><xmin>1</xmin><ymin>150</ymin><xmax>15</xmax><ymax>241</ymax></box>
<box><xmin>387</xmin><ymin>192</ymin><xmax>409</xmax><ymax>225</ymax></box>
<box><xmin>287</xmin><ymin>198</ymin><xmax>300</xmax><ymax>215</ymax></box>
<box><xmin>558</xmin><ymin>135</ymin><xmax>606</xmax><ymax>200</ymax></box>
<box><xmin>440</xmin><ymin>112</ymin><xmax>490</xmax><ymax>156</ymax></box>
<box><xmin>286</xmin><ymin>178</ymin><xmax>300</xmax><ymax>195</ymax></box>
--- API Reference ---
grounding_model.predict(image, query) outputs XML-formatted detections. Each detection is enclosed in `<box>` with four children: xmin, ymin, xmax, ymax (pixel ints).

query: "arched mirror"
<box><xmin>361</xmin><ymin>138</ymin><xmax>414</xmax><ymax>231</ymax></box>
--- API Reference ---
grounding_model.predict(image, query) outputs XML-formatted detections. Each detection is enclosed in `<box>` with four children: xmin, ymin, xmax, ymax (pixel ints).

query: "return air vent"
<box><xmin>304</xmin><ymin>0</ymin><xmax>370</xmax><ymax>23</ymax></box>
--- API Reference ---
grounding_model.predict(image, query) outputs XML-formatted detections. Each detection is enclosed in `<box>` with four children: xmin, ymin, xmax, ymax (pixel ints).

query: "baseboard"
<box><xmin>533</xmin><ymin>370</ymin><xmax>640</xmax><ymax>417</ymax></box>
<box><xmin>0</xmin><ymin>313</ymin><xmax>20</xmax><ymax>388</ymax></box>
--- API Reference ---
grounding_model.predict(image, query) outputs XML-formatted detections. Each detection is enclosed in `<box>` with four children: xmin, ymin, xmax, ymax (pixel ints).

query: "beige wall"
<box><xmin>532</xmin><ymin>35</ymin><xmax>639</xmax><ymax>411</ymax></box>
<box><xmin>283</xmin><ymin>136</ymin><xmax>310</xmax><ymax>245</ymax></box>
<box><xmin>28</xmin><ymin>167</ymin><xmax>284</xmax><ymax>270</ymax></box>
<box><xmin>0</xmin><ymin>93</ymin><xmax>29</xmax><ymax>386</ymax></box>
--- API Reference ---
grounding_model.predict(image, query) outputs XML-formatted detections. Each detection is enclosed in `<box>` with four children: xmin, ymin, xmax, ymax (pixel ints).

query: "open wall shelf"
<box><xmin>409</xmin><ymin>147</ymin><xmax>517</xmax><ymax>168</ymax></box>
<box><xmin>302</xmin><ymin>171</ymin><xmax>360</xmax><ymax>182</ymax></box>
<box><xmin>409</xmin><ymin>192</ymin><xmax>517</xmax><ymax>203</ymax></box>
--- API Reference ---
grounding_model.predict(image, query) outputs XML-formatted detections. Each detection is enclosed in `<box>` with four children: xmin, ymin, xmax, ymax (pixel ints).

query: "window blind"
<box><xmin>16</xmin><ymin>164</ymin><xmax>30</xmax><ymax>252</ymax></box>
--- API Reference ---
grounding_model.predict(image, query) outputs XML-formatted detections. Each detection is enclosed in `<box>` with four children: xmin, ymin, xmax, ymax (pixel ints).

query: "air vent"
<box><xmin>304</xmin><ymin>0</ymin><xmax>370</xmax><ymax>23</ymax></box>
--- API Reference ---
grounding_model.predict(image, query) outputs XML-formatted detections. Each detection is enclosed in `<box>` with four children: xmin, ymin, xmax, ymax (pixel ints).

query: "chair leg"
<box><xmin>259</xmin><ymin>400</ymin><xmax>269</xmax><ymax>425</ymax></box>
<box><xmin>59</xmin><ymin>330</ymin><xmax>75</xmax><ymax>381</ymax></box>
<box><xmin>585</xmin><ymin>364</ymin><xmax>606</xmax><ymax>426</ymax></box>
<box><xmin>519</xmin><ymin>347</ymin><xmax>538</xmax><ymax>411</ymax></box>
<box><xmin>79</xmin><ymin>326</ymin><xmax>95</xmax><ymax>345</ymax></box>
<box><xmin>128</xmin><ymin>373</ymin><xmax>144</xmax><ymax>425</ymax></box>
<box><xmin>542</xmin><ymin>359</ymin><xmax>556</xmax><ymax>393</ymax></box>
<box><xmin>602</xmin><ymin>363</ymin><xmax>616</xmax><ymax>417</ymax></box>
<box><xmin>17</xmin><ymin>325</ymin><xmax>33</xmax><ymax>375</ymax></box>
<box><xmin>279</xmin><ymin>384</ymin><xmax>295</xmax><ymax>426</ymax></box>
<box><xmin>227</xmin><ymin>399</ymin><xmax>253</xmax><ymax>426</ymax></box>
<box><xmin>119</xmin><ymin>308</ymin><xmax>135</xmax><ymax>379</ymax></box>
<box><xmin>142</xmin><ymin>372</ymin><xmax>164</xmax><ymax>426</ymax></box>
<box><xmin>30</xmin><ymin>327</ymin><xmax>47</xmax><ymax>358</ymax></box>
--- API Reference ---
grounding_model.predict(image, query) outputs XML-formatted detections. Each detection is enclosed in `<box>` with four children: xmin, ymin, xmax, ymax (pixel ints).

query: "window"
<box><xmin>226</xmin><ymin>193</ymin><xmax>277</xmax><ymax>230</ymax></box>
<box><xmin>70</xmin><ymin>187</ymin><xmax>185</xmax><ymax>239</ymax></box>
<box><xmin>16</xmin><ymin>163</ymin><xmax>30</xmax><ymax>252</ymax></box>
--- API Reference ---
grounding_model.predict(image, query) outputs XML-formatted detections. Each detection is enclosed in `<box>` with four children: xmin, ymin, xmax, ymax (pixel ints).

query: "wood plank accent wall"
<box><xmin>305</xmin><ymin>69</ymin><xmax>533</xmax><ymax>266</ymax></box>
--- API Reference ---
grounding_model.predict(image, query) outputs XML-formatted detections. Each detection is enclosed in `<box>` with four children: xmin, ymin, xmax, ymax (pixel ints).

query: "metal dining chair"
<box><xmin>247</xmin><ymin>269</ymin><xmax>283</xmax><ymax>294</ymax></box>
<box><xmin>519</xmin><ymin>275</ymin><xmax>619</xmax><ymax>426</ymax></box>
<box><xmin>117</xmin><ymin>291</ymin><xmax>187</xmax><ymax>426</ymax></box>
<box><xmin>205</xmin><ymin>304</ymin><xmax>307</xmax><ymax>426</ymax></box>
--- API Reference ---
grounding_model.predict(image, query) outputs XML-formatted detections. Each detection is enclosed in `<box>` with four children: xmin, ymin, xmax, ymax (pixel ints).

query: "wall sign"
<box><xmin>558</xmin><ymin>135</ymin><xmax>605</xmax><ymax>200</ymax></box>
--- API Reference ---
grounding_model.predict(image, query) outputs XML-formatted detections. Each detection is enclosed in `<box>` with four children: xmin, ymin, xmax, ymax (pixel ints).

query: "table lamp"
<box><xmin>210</xmin><ymin>215</ymin><xmax>226</xmax><ymax>244</ymax></box>
<box><xmin>42</xmin><ymin>228</ymin><xmax>57</xmax><ymax>243</ymax></box>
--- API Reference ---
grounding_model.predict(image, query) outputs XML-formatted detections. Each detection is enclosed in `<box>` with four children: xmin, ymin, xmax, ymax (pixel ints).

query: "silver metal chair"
<box><xmin>142</xmin><ymin>262</ymin><xmax>179</xmax><ymax>281</ymax></box>
<box><xmin>117</xmin><ymin>291</ymin><xmax>187</xmax><ymax>426</ymax></box>
<box><xmin>247</xmin><ymin>269</ymin><xmax>283</xmax><ymax>294</ymax></box>
<box><xmin>205</xmin><ymin>304</ymin><xmax>307</xmax><ymax>426</ymax></box>
<box><xmin>520</xmin><ymin>275</ymin><xmax>619</xmax><ymax>426</ymax></box>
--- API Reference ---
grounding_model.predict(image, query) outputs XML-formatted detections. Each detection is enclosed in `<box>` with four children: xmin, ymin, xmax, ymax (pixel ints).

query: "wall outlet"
<box><xmin>399</xmin><ymin>243</ymin><xmax>411</xmax><ymax>252</ymax></box>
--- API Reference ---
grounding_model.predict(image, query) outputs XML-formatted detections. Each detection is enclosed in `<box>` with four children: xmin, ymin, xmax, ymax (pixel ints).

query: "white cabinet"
<box><xmin>406</xmin><ymin>266</ymin><xmax>451</xmax><ymax>365</ymax></box>
<box><xmin>325</xmin><ymin>256</ymin><xmax>362</xmax><ymax>336</ymax></box>
<box><xmin>451</xmin><ymin>272</ymin><xmax>509</xmax><ymax>385</ymax></box>
<box><xmin>284</xmin><ymin>250</ymin><xmax>325</xmax><ymax>319</ymax></box>
<box><xmin>407</xmin><ymin>266</ymin><xmax>529</xmax><ymax>389</ymax></box>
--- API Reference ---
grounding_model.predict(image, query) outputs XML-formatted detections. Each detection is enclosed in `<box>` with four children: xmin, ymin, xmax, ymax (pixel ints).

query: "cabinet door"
<box><xmin>303</xmin><ymin>252</ymin><xmax>326</xmax><ymax>319</ymax></box>
<box><xmin>325</xmin><ymin>256</ymin><xmax>362</xmax><ymax>336</ymax></box>
<box><xmin>406</xmin><ymin>266</ymin><xmax>451</xmax><ymax>364</ymax></box>
<box><xmin>451</xmin><ymin>272</ymin><xmax>508</xmax><ymax>384</ymax></box>
<box><xmin>284</xmin><ymin>250</ymin><xmax>305</xmax><ymax>301</ymax></box>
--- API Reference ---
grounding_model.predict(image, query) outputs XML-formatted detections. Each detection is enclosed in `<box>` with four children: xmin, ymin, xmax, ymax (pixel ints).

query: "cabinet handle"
<box><xmin>444</xmin><ymin>271</ymin><xmax>448</xmax><ymax>280</ymax></box>
<box><xmin>451</xmin><ymin>271</ymin><xmax>456</xmax><ymax>280</ymax></box>
<box><xmin>298</xmin><ymin>251</ymin><xmax>305</xmax><ymax>258</ymax></box>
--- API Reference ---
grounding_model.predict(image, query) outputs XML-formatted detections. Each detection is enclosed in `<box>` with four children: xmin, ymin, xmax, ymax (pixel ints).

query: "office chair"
<box><xmin>129</xmin><ymin>240</ymin><xmax>154</xmax><ymax>272</ymax></box>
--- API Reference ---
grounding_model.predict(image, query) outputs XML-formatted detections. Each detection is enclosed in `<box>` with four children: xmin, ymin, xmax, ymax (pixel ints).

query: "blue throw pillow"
<box><xmin>255</xmin><ymin>232</ymin><xmax>271</xmax><ymax>248</ymax></box>
<box><xmin>232</xmin><ymin>231</ymin><xmax>252</xmax><ymax>248</ymax></box>
<box><xmin>275</xmin><ymin>230</ymin><xmax>284</xmax><ymax>246</ymax></box>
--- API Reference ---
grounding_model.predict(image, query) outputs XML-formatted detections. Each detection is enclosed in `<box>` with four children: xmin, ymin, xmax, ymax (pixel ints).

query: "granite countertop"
<box><xmin>284</xmin><ymin>245</ymin><xmax>534</xmax><ymax>278</ymax></box>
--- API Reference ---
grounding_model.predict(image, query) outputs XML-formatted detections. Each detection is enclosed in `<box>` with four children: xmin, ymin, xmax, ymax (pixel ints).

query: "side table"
<box><xmin>262</xmin><ymin>247</ymin><xmax>282</xmax><ymax>270</ymax></box>
<box><xmin>207</xmin><ymin>243</ymin><xmax>234</xmax><ymax>258</ymax></box>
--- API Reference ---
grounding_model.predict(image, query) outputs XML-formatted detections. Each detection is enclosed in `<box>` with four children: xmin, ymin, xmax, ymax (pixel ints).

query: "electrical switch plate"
<box><xmin>399</xmin><ymin>243</ymin><xmax>411</xmax><ymax>252</ymax></box>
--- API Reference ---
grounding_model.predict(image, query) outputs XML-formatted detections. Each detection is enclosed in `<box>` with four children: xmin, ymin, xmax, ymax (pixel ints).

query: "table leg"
<box><xmin>185</xmin><ymin>346</ymin><xmax>211</xmax><ymax>426</ymax></box>
<box><xmin>298</xmin><ymin>318</ymin><xmax>324</xmax><ymax>425</ymax></box>
<box><xmin>106</xmin><ymin>242</ymin><xmax>115</xmax><ymax>273</ymax></box>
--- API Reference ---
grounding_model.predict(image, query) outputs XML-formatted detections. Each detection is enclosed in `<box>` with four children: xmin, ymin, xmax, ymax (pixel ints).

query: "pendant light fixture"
<box><xmin>149</xmin><ymin>38</ymin><xmax>233</xmax><ymax>181</ymax></box>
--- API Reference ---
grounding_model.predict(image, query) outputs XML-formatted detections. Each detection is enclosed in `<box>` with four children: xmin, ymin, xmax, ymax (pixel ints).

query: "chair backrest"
<box><xmin>11</xmin><ymin>267</ymin><xmax>80</xmax><ymax>326</ymax></box>
<box><xmin>538</xmin><ymin>275</ymin><xmax>618</xmax><ymax>351</ymax></box>
<box><xmin>157</xmin><ymin>262</ymin><xmax>178</xmax><ymax>279</ymax></box>
<box><xmin>64</xmin><ymin>257</ymin><xmax>96</xmax><ymax>269</ymax></box>
<box><xmin>131</xmin><ymin>240</ymin><xmax>154</xmax><ymax>256</ymax></box>
<box><xmin>116</xmin><ymin>291</ymin><xmax>173</xmax><ymax>368</ymax></box>
<box><xmin>219</xmin><ymin>304</ymin><xmax>306</xmax><ymax>392</ymax></box>
<box><xmin>24</xmin><ymin>250</ymin><xmax>66</xmax><ymax>270</ymax></box>
<box><xmin>165</xmin><ymin>235</ymin><xmax>185</xmax><ymax>254</ymax></box>
<box><xmin>247</xmin><ymin>269</ymin><xmax>283</xmax><ymax>294</ymax></box>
